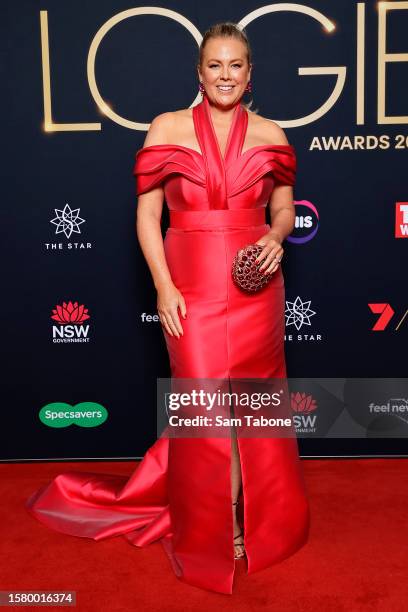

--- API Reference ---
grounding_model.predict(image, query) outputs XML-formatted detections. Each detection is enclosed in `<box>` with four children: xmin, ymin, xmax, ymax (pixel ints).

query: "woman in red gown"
<box><xmin>25</xmin><ymin>23</ymin><xmax>310</xmax><ymax>594</ymax></box>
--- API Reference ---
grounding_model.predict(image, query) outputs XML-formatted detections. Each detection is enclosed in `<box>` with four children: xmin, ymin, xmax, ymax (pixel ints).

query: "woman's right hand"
<box><xmin>157</xmin><ymin>282</ymin><xmax>187</xmax><ymax>338</ymax></box>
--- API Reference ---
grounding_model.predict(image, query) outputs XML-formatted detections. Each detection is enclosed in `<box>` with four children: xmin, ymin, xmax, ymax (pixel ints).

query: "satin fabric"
<box><xmin>25</xmin><ymin>95</ymin><xmax>310</xmax><ymax>595</ymax></box>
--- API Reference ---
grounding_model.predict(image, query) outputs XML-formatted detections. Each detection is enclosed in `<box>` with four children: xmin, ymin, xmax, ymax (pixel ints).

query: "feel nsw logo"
<box><xmin>39</xmin><ymin>402</ymin><xmax>108</xmax><ymax>428</ymax></box>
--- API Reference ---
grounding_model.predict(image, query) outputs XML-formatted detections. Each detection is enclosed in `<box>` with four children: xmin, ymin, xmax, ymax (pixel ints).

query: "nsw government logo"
<box><xmin>51</xmin><ymin>300</ymin><xmax>91</xmax><ymax>343</ymax></box>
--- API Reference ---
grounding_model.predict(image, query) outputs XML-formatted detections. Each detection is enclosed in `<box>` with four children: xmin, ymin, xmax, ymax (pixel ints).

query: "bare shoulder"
<box><xmin>247</xmin><ymin>110</ymin><xmax>290</xmax><ymax>146</ymax></box>
<box><xmin>142</xmin><ymin>112</ymin><xmax>176</xmax><ymax>147</ymax></box>
<box><xmin>142</xmin><ymin>108</ymin><xmax>194</xmax><ymax>147</ymax></box>
<box><xmin>171</xmin><ymin>107</ymin><xmax>194</xmax><ymax>129</ymax></box>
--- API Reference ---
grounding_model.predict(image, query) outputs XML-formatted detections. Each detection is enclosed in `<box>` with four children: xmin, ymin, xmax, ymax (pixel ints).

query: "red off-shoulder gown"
<box><xmin>25</xmin><ymin>95</ymin><xmax>310</xmax><ymax>594</ymax></box>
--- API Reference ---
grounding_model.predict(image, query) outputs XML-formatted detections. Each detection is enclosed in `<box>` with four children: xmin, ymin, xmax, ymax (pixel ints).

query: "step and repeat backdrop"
<box><xmin>2</xmin><ymin>1</ymin><xmax>407</xmax><ymax>461</ymax></box>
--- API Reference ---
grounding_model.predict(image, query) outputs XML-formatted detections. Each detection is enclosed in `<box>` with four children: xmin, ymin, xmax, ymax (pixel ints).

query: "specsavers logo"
<box><xmin>39</xmin><ymin>402</ymin><xmax>108</xmax><ymax>428</ymax></box>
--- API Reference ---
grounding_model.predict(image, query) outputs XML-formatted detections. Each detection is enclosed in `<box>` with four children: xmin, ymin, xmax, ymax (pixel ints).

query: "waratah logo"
<box><xmin>291</xmin><ymin>392</ymin><xmax>317</xmax><ymax>414</ymax></box>
<box><xmin>51</xmin><ymin>301</ymin><xmax>90</xmax><ymax>324</ymax></box>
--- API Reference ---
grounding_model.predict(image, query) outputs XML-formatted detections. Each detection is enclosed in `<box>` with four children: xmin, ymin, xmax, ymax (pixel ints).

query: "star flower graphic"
<box><xmin>285</xmin><ymin>296</ymin><xmax>316</xmax><ymax>331</ymax></box>
<box><xmin>50</xmin><ymin>203</ymin><xmax>85</xmax><ymax>239</ymax></box>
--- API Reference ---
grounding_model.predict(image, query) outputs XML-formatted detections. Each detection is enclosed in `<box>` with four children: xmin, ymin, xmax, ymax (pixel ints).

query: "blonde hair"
<box><xmin>197</xmin><ymin>22</ymin><xmax>258</xmax><ymax>113</ymax></box>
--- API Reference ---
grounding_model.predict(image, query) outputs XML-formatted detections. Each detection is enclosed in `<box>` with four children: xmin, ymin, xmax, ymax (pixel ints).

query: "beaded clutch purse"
<box><xmin>231</xmin><ymin>244</ymin><xmax>274</xmax><ymax>292</ymax></box>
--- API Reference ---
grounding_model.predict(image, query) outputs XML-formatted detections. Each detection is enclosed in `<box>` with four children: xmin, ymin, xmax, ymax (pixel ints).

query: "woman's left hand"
<box><xmin>255</xmin><ymin>231</ymin><xmax>284</xmax><ymax>274</ymax></box>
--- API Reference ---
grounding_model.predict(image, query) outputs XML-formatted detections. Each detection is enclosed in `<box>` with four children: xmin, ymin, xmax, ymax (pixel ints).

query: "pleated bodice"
<box><xmin>133</xmin><ymin>95</ymin><xmax>296</xmax><ymax>211</ymax></box>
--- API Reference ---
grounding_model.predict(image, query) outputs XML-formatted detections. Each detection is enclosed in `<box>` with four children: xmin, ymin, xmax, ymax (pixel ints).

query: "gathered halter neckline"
<box><xmin>136</xmin><ymin>98</ymin><xmax>296</xmax><ymax>210</ymax></box>
<box><xmin>195</xmin><ymin>95</ymin><xmax>246</xmax><ymax>165</ymax></box>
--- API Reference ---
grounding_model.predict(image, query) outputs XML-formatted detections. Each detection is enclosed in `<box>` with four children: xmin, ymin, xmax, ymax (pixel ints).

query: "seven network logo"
<box><xmin>285</xmin><ymin>296</ymin><xmax>322</xmax><ymax>342</ymax></box>
<box><xmin>51</xmin><ymin>301</ymin><xmax>91</xmax><ymax>343</ymax></box>
<box><xmin>368</xmin><ymin>303</ymin><xmax>407</xmax><ymax>331</ymax></box>
<box><xmin>45</xmin><ymin>202</ymin><xmax>92</xmax><ymax>251</ymax></box>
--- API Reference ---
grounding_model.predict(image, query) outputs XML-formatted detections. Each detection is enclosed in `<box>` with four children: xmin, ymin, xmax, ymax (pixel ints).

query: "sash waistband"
<box><xmin>169</xmin><ymin>208</ymin><xmax>266</xmax><ymax>230</ymax></box>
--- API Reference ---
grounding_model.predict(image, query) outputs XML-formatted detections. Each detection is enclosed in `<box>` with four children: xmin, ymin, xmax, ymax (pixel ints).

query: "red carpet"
<box><xmin>1</xmin><ymin>458</ymin><xmax>407</xmax><ymax>611</ymax></box>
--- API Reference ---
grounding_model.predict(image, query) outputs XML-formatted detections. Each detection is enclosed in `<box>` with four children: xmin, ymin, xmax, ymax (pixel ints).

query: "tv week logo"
<box><xmin>395</xmin><ymin>202</ymin><xmax>408</xmax><ymax>238</ymax></box>
<box><xmin>51</xmin><ymin>300</ymin><xmax>91</xmax><ymax>343</ymax></box>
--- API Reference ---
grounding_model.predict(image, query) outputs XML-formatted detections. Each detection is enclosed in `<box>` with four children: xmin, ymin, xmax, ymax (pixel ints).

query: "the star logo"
<box><xmin>285</xmin><ymin>296</ymin><xmax>316</xmax><ymax>330</ymax></box>
<box><xmin>50</xmin><ymin>203</ymin><xmax>85</xmax><ymax>239</ymax></box>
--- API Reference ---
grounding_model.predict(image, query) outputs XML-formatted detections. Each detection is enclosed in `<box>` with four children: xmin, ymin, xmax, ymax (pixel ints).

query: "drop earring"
<box><xmin>245</xmin><ymin>80</ymin><xmax>252</xmax><ymax>93</ymax></box>
<box><xmin>199</xmin><ymin>82</ymin><xmax>205</xmax><ymax>96</ymax></box>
